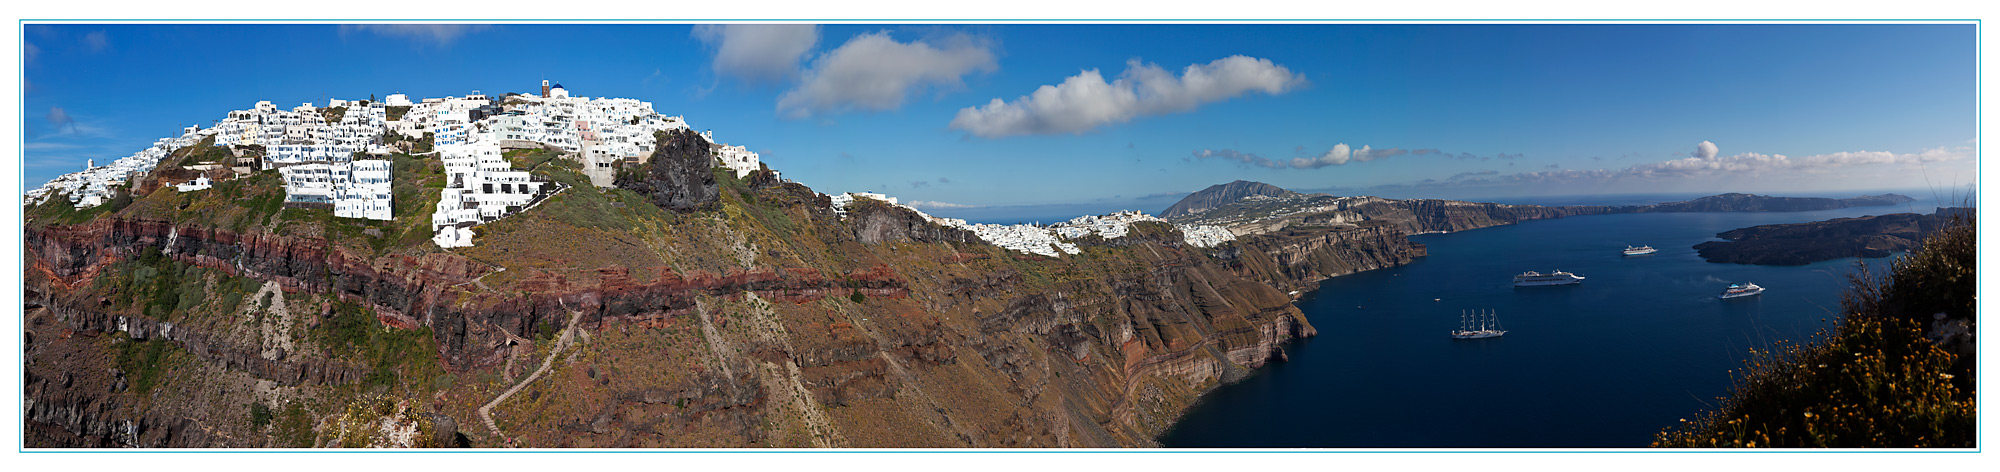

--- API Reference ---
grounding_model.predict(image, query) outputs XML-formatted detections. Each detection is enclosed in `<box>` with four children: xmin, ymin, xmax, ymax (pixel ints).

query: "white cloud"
<box><xmin>951</xmin><ymin>55</ymin><xmax>1307</xmax><ymax>138</ymax></box>
<box><xmin>1192</xmin><ymin>148</ymin><xmax>1281</xmax><ymax>168</ymax></box>
<box><xmin>340</xmin><ymin>24</ymin><xmax>491</xmax><ymax>47</ymax></box>
<box><xmin>692</xmin><ymin>24</ymin><xmax>819</xmax><ymax>84</ymax></box>
<box><xmin>1445</xmin><ymin>143</ymin><xmax>1976</xmax><ymax>188</ymax></box>
<box><xmin>46</xmin><ymin>107</ymin><xmax>76</xmax><ymax>134</ymax></box>
<box><xmin>1694</xmin><ymin>140</ymin><xmax>1719</xmax><ymax>160</ymax></box>
<box><xmin>776</xmin><ymin>31</ymin><xmax>997</xmax><ymax>118</ymax></box>
<box><xmin>907</xmin><ymin>200</ymin><xmax>979</xmax><ymax>209</ymax></box>
<box><xmin>82</xmin><ymin>31</ymin><xmax>108</xmax><ymax>52</ymax></box>
<box><xmin>23</xmin><ymin>141</ymin><xmax>79</xmax><ymax>150</ymax></box>
<box><xmin>1195</xmin><ymin>144</ymin><xmax>1409</xmax><ymax>169</ymax></box>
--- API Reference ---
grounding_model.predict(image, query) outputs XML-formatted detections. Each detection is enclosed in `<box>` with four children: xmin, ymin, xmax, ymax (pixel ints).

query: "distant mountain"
<box><xmin>1160</xmin><ymin>180</ymin><xmax>1299</xmax><ymax>218</ymax></box>
<box><xmin>1635</xmin><ymin>193</ymin><xmax>1915</xmax><ymax>213</ymax></box>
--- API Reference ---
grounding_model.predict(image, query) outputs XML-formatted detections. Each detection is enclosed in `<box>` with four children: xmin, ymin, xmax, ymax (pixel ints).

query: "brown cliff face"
<box><xmin>24</xmin><ymin>201</ymin><xmax>1312</xmax><ymax>447</ymax></box>
<box><xmin>1212</xmin><ymin>222</ymin><xmax>1429</xmax><ymax>294</ymax></box>
<box><xmin>843</xmin><ymin>197</ymin><xmax>978</xmax><ymax>245</ymax></box>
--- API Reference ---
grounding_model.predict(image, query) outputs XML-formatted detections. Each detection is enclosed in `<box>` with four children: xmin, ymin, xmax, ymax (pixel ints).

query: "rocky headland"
<box><xmin>1693</xmin><ymin>210</ymin><xmax>1961</xmax><ymax>265</ymax></box>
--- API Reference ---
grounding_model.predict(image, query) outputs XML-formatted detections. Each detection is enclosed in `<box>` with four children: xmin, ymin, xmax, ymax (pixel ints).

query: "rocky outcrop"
<box><xmin>1160</xmin><ymin>180</ymin><xmax>1298</xmax><ymax>218</ymax></box>
<box><xmin>1694</xmin><ymin>212</ymin><xmax>1948</xmax><ymax>265</ymax></box>
<box><xmin>24</xmin><ymin>368</ymin><xmax>236</xmax><ymax>448</ymax></box>
<box><xmin>617</xmin><ymin>129</ymin><xmax>719</xmax><ymax>213</ymax></box>
<box><xmin>844</xmin><ymin>197</ymin><xmax>978</xmax><ymax>245</ymax></box>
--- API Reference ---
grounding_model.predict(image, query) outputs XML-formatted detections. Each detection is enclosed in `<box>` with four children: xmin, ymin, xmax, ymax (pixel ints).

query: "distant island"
<box><xmin>1693</xmin><ymin>209</ymin><xmax>1964</xmax><ymax>265</ymax></box>
<box><xmin>1629</xmin><ymin>192</ymin><xmax>1915</xmax><ymax>213</ymax></box>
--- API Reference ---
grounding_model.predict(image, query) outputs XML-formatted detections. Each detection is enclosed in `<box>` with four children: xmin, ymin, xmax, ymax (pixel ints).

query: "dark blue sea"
<box><xmin>1159</xmin><ymin>202</ymin><xmax>1941</xmax><ymax>448</ymax></box>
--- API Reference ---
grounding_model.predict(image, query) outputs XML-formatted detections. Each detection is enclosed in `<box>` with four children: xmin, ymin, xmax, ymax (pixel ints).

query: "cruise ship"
<box><xmin>1718</xmin><ymin>282</ymin><xmax>1765</xmax><ymax>299</ymax></box>
<box><xmin>1513</xmin><ymin>270</ymin><xmax>1585</xmax><ymax>286</ymax></box>
<box><xmin>1622</xmin><ymin>245</ymin><xmax>1658</xmax><ymax>256</ymax></box>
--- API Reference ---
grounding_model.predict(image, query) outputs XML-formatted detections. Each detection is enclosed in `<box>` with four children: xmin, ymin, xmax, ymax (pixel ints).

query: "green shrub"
<box><xmin>1655</xmin><ymin>220</ymin><xmax>1976</xmax><ymax>448</ymax></box>
<box><xmin>315</xmin><ymin>301</ymin><xmax>444</xmax><ymax>392</ymax></box>
<box><xmin>250</xmin><ymin>402</ymin><xmax>274</xmax><ymax>427</ymax></box>
<box><xmin>112</xmin><ymin>336</ymin><xmax>177</xmax><ymax>395</ymax></box>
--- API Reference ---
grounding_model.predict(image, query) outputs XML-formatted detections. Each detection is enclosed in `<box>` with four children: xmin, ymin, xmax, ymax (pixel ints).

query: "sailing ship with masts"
<box><xmin>1451</xmin><ymin>309</ymin><xmax>1506</xmax><ymax>339</ymax></box>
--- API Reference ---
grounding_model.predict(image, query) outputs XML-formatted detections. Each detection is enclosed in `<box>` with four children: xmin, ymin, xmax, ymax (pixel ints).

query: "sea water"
<box><xmin>1159</xmin><ymin>202</ymin><xmax>1941</xmax><ymax>448</ymax></box>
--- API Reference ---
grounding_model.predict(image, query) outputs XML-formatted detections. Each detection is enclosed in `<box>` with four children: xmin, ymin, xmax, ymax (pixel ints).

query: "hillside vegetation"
<box><xmin>1653</xmin><ymin>217</ymin><xmax>1976</xmax><ymax>448</ymax></box>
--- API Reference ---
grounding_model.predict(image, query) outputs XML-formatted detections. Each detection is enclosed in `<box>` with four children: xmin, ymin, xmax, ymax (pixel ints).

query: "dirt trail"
<box><xmin>477</xmin><ymin>308</ymin><xmax>584</xmax><ymax>444</ymax></box>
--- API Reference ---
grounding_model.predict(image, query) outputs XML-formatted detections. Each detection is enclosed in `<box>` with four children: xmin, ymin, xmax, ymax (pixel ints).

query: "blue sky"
<box><xmin>20</xmin><ymin>23</ymin><xmax>1978</xmax><ymax>220</ymax></box>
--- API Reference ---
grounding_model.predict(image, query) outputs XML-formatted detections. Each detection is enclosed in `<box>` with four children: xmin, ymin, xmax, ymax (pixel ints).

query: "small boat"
<box><xmin>1451</xmin><ymin>309</ymin><xmax>1505</xmax><ymax>339</ymax></box>
<box><xmin>1514</xmin><ymin>270</ymin><xmax>1585</xmax><ymax>286</ymax></box>
<box><xmin>1623</xmin><ymin>245</ymin><xmax>1658</xmax><ymax>256</ymax></box>
<box><xmin>1719</xmin><ymin>282</ymin><xmax>1765</xmax><ymax>299</ymax></box>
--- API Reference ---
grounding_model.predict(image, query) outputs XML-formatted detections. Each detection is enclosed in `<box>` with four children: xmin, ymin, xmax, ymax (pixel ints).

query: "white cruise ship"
<box><xmin>1718</xmin><ymin>282</ymin><xmax>1765</xmax><ymax>299</ymax></box>
<box><xmin>1513</xmin><ymin>270</ymin><xmax>1585</xmax><ymax>286</ymax></box>
<box><xmin>1622</xmin><ymin>245</ymin><xmax>1658</xmax><ymax>256</ymax></box>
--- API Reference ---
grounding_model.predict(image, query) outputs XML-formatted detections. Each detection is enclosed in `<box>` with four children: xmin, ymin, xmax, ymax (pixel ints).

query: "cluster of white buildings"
<box><xmin>1044</xmin><ymin>209</ymin><xmax>1238</xmax><ymax>248</ymax></box>
<box><xmin>825</xmin><ymin>192</ymin><xmax>1234</xmax><ymax>257</ymax></box>
<box><xmin>279</xmin><ymin>160</ymin><xmax>395</xmax><ymax>220</ymax></box>
<box><xmin>391</xmin><ymin>82</ymin><xmax>764</xmax><ymax>189</ymax></box>
<box><xmin>1051</xmin><ymin>210</ymin><xmax>1164</xmax><ymax>240</ymax></box>
<box><xmin>420</xmin><ymin>80</ymin><xmax>767</xmax><ymax>248</ymax></box>
<box><xmin>26</xmin><ymin>96</ymin><xmax>402</xmax><ymax>221</ymax></box>
<box><xmin>215</xmin><ymin>100</ymin><xmax>393</xmax><ymax>168</ymax></box>
<box><xmin>961</xmin><ymin>222</ymin><xmax>1083</xmax><ymax>257</ymax></box>
<box><xmin>429</xmin><ymin>142</ymin><xmax>553</xmax><ymax>248</ymax></box>
<box><xmin>207</xmin><ymin>97</ymin><xmax>400</xmax><ymax>221</ymax></box>
<box><xmin>26</xmin><ymin>126</ymin><xmax>214</xmax><ymax>208</ymax></box>
<box><xmin>1177</xmin><ymin>224</ymin><xmax>1236</xmax><ymax>248</ymax></box>
<box><xmin>29</xmin><ymin>79</ymin><xmax>783</xmax><ymax>250</ymax></box>
<box><xmin>827</xmin><ymin>192</ymin><xmax>1080</xmax><ymax>256</ymax></box>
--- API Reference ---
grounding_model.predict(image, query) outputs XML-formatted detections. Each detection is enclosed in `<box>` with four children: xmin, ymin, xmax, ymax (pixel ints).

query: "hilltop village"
<box><xmin>24</xmin><ymin>81</ymin><xmax>1234</xmax><ymax>254</ymax></box>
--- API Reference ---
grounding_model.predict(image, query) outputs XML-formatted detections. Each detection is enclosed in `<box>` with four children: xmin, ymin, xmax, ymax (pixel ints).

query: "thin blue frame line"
<box><xmin>14</xmin><ymin>19</ymin><xmax>1986</xmax><ymax>22</ymax></box>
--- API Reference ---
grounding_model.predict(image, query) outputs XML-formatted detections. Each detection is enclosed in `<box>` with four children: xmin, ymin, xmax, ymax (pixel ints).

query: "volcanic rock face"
<box><xmin>24</xmin><ymin>205</ymin><xmax>1316</xmax><ymax>447</ymax></box>
<box><xmin>844</xmin><ymin>197</ymin><xmax>978</xmax><ymax>245</ymax></box>
<box><xmin>619</xmin><ymin>129</ymin><xmax>720</xmax><ymax>213</ymax></box>
<box><xmin>1694</xmin><ymin>212</ymin><xmax>1949</xmax><ymax>265</ymax></box>
<box><xmin>1213</xmin><ymin>223</ymin><xmax>1429</xmax><ymax>294</ymax></box>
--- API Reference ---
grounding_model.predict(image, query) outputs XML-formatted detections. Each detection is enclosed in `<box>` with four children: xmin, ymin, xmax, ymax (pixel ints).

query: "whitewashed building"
<box><xmin>430</xmin><ymin>141</ymin><xmax>553</xmax><ymax>248</ymax></box>
<box><xmin>27</xmin><ymin>125</ymin><xmax>213</xmax><ymax>208</ymax></box>
<box><xmin>279</xmin><ymin>159</ymin><xmax>394</xmax><ymax>220</ymax></box>
<box><xmin>713</xmin><ymin>142</ymin><xmax>761</xmax><ymax>178</ymax></box>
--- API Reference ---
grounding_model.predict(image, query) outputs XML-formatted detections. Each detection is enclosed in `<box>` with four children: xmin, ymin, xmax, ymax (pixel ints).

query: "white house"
<box><xmin>280</xmin><ymin>159</ymin><xmax>394</xmax><ymax>220</ymax></box>
<box><xmin>175</xmin><ymin>175</ymin><xmax>213</xmax><ymax>192</ymax></box>
<box><xmin>430</xmin><ymin>141</ymin><xmax>552</xmax><ymax>248</ymax></box>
